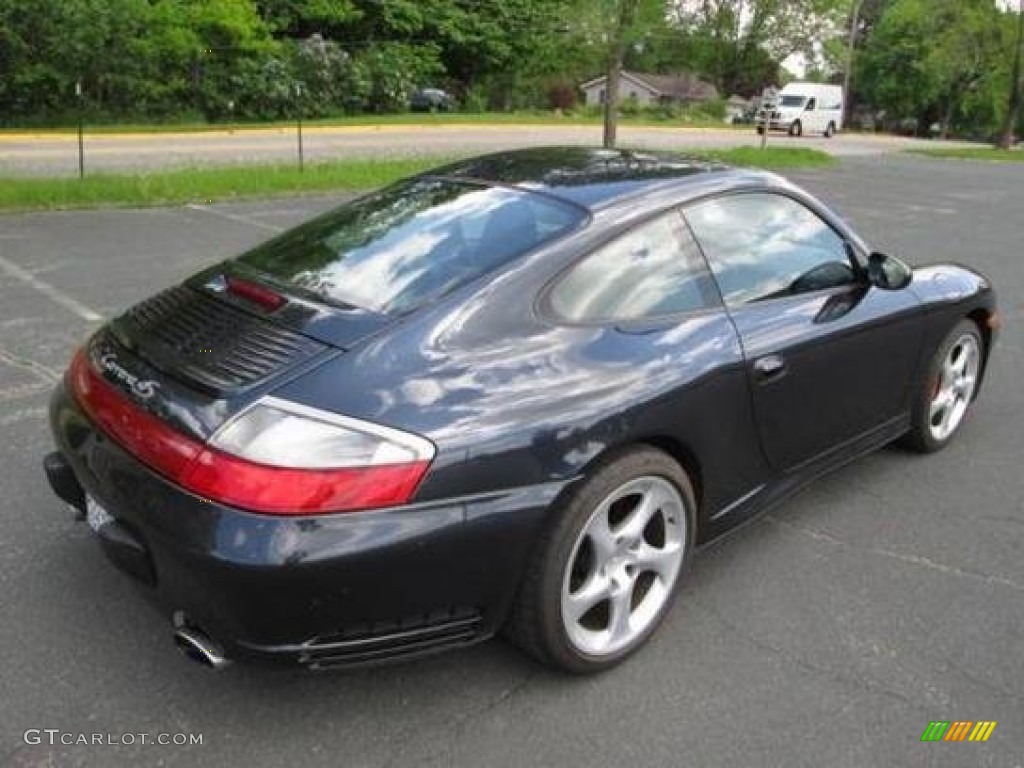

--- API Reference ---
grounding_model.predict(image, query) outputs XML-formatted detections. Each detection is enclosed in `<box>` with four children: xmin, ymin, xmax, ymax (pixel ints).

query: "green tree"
<box><xmin>0</xmin><ymin>0</ymin><xmax>279</xmax><ymax>122</ymax></box>
<box><xmin>859</xmin><ymin>0</ymin><xmax>1008</xmax><ymax>137</ymax></box>
<box><xmin>253</xmin><ymin>0</ymin><xmax>358</xmax><ymax>38</ymax></box>
<box><xmin>999</xmin><ymin>3</ymin><xmax>1022</xmax><ymax>148</ymax></box>
<box><xmin>667</xmin><ymin>0</ymin><xmax>847</xmax><ymax>96</ymax></box>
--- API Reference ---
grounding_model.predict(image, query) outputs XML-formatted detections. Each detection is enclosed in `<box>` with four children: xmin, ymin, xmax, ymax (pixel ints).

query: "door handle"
<box><xmin>753</xmin><ymin>354</ymin><xmax>786</xmax><ymax>382</ymax></box>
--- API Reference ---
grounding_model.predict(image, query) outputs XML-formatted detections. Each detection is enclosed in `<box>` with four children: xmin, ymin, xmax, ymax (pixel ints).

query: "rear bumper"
<box><xmin>46</xmin><ymin>382</ymin><xmax>563</xmax><ymax>668</ymax></box>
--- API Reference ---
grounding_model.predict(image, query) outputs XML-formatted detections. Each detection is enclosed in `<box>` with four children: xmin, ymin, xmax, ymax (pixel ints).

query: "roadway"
<box><xmin>0</xmin><ymin>123</ymin><xmax>975</xmax><ymax>175</ymax></box>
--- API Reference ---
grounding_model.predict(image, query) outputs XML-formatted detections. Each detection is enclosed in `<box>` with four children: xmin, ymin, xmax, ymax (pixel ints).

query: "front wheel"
<box><xmin>902</xmin><ymin>319</ymin><xmax>984</xmax><ymax>452</ymax></box>
<box><xmin>506</xmin><ymin>447</ymin><xmax>695</xmax><ymax>673</ymax></box>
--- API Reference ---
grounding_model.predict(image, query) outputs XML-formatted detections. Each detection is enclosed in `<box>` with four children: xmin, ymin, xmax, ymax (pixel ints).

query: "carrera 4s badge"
<box><xmin>99</xmin><ymin>353</ymin><xmax>160</xmax><ymax>400</ymax></box>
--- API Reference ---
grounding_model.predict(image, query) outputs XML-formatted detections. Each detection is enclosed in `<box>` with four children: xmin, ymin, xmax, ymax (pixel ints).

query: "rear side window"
<box><xmin>548</xmin><ymin>212</ymin><xmax>719</xmax><ymax>322</ymax></box>
<box><xmin>236</xmin><ymin>179</ymin><xmax>583</xmax><ymax>315</ymax></box>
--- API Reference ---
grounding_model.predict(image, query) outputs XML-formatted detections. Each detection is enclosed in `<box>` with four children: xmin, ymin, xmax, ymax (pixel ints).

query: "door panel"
<box><xmin>684</xmin><ymin>191</ymin><xmax>925</xmax><ymax>471</ymax></box>
<box><xmin>726</xmin><ymin>285</ymin><xmax>923</xmax><ymax>470</ymax></box>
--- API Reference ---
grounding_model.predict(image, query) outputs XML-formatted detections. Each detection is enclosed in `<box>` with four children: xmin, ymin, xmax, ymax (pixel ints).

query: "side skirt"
<box><xmin>698</xmin><ymin>413</ymin><xmax>910</xmax><ymax>547</ymax></box>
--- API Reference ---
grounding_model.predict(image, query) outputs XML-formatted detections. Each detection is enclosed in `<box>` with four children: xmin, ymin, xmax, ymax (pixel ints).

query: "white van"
<box><xmin>761</xmin><ymin>82</ymin><xmax>843</xmax><ymax>138</ymax></box>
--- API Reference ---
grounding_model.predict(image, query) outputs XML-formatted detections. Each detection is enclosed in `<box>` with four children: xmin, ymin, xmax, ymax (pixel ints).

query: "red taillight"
<box><xmin>180</xmin><ymin>449</ymin><xmax>428</xmax><ymax>515</ymax></box>
<box><xmin>67</xmin><ymin>349</ymin><xmax>429</xmax><ymax>514</ymax></box>
<box><xmin>68</xmin><ymin>350</ymin><xmax>201</xmax><ymax>476</ymax></box>
<box><xmin>226</xmin><ymin>276</ymin><xmax>285</xmax><ymax>311</ymax></box>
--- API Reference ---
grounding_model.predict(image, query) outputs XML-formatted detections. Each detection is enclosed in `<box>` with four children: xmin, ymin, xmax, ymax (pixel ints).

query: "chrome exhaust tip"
<box><xmin>172</xmin><ymin>616</ymin><xmax>231</xmax><ymax>670</ymax></box>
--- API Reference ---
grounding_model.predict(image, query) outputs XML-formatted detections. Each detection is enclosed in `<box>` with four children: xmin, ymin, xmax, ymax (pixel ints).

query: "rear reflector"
<box><xmin>67</xmin><ymin>348</ymin><xmax>429</xmax><ymax>514</ymax></box>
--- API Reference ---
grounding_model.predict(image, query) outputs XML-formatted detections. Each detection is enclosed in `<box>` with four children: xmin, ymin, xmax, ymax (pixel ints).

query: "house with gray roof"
<box><xmin>580</xmin><ymin>70</ymin><xmax>719</xmax><ymax>108</ymax></box>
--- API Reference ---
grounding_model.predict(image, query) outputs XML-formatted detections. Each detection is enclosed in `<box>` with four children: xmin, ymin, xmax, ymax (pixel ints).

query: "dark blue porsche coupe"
<box><xmin>44</xmin><ymin>147</ymin><xmax>998</xmax><ymax>673</ymax></box>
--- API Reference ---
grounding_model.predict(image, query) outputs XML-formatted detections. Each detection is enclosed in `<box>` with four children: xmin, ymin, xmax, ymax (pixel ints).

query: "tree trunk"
<box><xmin>998</xmin><ymin>6</ymin><xmax>1022</xmax><ymax>150</ymax></box>
<box><xmin>603</xmin><ymin>0</ymin><xmax>640</xmax><ymax>149</ymax></box>
<box><xmin>603</xmin><ymin>64</ymin><xmax>623</xmax><ymax>148</ymax></box>
<box><xmin>940</xmin><ymin>97</ymin><xmax>956</xmax><ymax>140</ymax></box>
<box><xmin>843</xmin><ymin>0</ymin><xmax>863</xmax><ymax>129</ymax></box>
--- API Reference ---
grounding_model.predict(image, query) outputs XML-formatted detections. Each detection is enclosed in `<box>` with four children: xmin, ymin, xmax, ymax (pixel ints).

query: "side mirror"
<box><xmin>867</xmin><ymin>251</ymin><xmax>913</xmax><ymax>290</ymax></box>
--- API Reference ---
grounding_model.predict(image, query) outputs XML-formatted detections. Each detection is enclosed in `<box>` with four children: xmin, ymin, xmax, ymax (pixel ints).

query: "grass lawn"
<box><xmin>906</xmin><ymin>147</ymin><xmax>1024</xmax><ymax>163</ymax></box>
<box><xmin>0</xmin><ymin>158</ymin><xmax>444</xmax><ymax>212</ymax></box>
<box><xmin>698</xmin><ymin>146</ymin><xmax>836</xmax><ymax>169</ymax></box>
<box><xmin>0</xmin><ymin>147</ymin><xmax>834</xmax><ymax>212</ymax></box>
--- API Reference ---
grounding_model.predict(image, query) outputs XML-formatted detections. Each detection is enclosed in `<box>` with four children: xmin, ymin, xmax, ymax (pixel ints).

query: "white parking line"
<box><xmin>0</xmin><ymin>347</ymin><xmax>60</xmax><ymax>382</ymax></box>
<box><xmin>0</xmin><ymin>254</ymin><xmax>102</xmax><ymax>323</ymax></box>
<box><xmin>185</xmin><ymin>203</ymin><xmax>284</xmax><ymax>233</ymax></box>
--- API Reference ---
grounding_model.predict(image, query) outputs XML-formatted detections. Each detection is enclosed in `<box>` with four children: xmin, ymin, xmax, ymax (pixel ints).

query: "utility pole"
<box><xmin>998</xmin><ymin>1</ymin><xmax>1022</xmax><ymax>149</ymax></box>
<box><xmin>843</xmin><ymin>0</ymin><xmax>863</xmax><ymax>130</ymax></box>
<box><xmin>75</xmin><ymin>79</ymin><xmax>84</xmax><ymax>180</ymax></box>
<box><xmin>295</xmin><ymin>84</ymin><xmax>304</xmax><ymax>172</ymax></box>
<box><xmin>603</xmin><ymin>0</ymin><xmax>640</xmax><ymax>148</ymax></box>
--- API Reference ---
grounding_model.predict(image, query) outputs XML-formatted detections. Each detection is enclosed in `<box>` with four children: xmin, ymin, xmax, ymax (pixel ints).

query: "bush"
<box><xmin>619</xmin><ymin>95</ymin><xmax>642</xmax><ymax>116</ymax></box>
<box><xmin>359</xmin><ymin>43</ymin><xmax>443</xmax><ymax>113</ymax></box>
<box><xmin>688</xmin><ymin>98</ymin><xmax>727</xmax><ymax>121</ymax></box>
<box><xmin>460</xmin><ymin>83</ymin><xmax>490</xmax><ymax>113</ymax></box>
<box><xmin>648</xmin><ymin>102</ymin><xmax>682</xmax><ymax>120</ymax></box>
<box><xmin>546</xmin><ymin>81</ymin><xmax>578</xmax><ymax>111</ymax></box>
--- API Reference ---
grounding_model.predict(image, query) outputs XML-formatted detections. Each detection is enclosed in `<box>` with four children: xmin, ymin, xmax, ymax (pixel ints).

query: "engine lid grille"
<box><xmin>111</xmin><ymin>284</ymin><xmax>326</xmax><ymax>393</ymax></box>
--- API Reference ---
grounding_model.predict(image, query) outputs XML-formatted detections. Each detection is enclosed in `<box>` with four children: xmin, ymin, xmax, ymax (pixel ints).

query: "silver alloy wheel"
<box><xmin>560</xmin><ymin>475</ymin><xmax>686</xmax><ymax>657</ymax></box>
<box><xmin>928</xmin><ymin>333</ymin><xmax>980</xmax><ymax>442</ymax></box>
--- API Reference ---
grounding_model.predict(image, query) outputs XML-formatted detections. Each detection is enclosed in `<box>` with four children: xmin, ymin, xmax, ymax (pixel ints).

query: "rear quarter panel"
<box><xmin>271</xmin><ymin>225</ymin><xmax>771</xmax><ymax>542</ymax></box>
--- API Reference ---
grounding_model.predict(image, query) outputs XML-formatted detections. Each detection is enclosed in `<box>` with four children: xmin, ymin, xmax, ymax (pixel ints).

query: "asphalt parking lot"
<box><xmin>1</xmin><ymin>154</ymin><xmax>1021</xmax><ymax>767</ymax></box>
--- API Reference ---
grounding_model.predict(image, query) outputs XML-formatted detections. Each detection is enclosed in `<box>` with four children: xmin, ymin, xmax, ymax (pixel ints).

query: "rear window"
<box><xmin>235</xmin><ymin>179</ymin><xmax>584</xmax><ymax>314</ymax></box>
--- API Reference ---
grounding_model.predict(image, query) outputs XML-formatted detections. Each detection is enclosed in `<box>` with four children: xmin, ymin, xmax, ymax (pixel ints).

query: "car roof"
<box><xmin>429</xmin><ymin>146</ymin><xmax>759</xmax><ymax>208</ymax></box>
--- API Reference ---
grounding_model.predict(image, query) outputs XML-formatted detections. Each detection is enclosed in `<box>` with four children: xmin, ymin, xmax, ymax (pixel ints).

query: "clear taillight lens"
<box><xmin>210</xmin><ymin>397</ymin><xmax>434</xmax><ymax>469</ymax></box>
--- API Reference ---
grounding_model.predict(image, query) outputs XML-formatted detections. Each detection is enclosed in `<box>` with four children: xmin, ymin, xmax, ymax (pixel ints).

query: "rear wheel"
<box><xmin>902</xmin><ymin>319</ymin><xmax>983</xmax><ymax>452</ymax></box>
<box><xmin>506</xmin><ymin>447</ymin><xmax>695</xmax><ymax>673</ymax></box>
<box><xmin>824</xmin><ymin>121</ymin><xmax>836</xmax><ymax>138</ymax></box>
<box><xmin>789</xmin><ymin>120</ymin><xmax>803</xmax><ymax>137</ymax></box>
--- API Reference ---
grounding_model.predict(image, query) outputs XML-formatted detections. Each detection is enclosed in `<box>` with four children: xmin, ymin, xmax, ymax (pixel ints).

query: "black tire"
<box><xmin>824</xmin><ymin>121</ymin><xmax>835</xmax><ymax>138</ymax></box>
<box><xmin>789</xmin><ymin>120</ymin><xmax>802</xmax><ymax>137</ymax></box>
<box><xmin>505</xmin><ymin>446</ymin><xmax>696</xmax><ymax>674</ymax></box>
<box><xmin>902</xmin><ymin>319</ymin><xmax>984</xmax><ymax>453</ymax></box>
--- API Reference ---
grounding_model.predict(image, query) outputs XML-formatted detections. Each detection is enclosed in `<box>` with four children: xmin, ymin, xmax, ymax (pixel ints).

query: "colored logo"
<box><xmin>921</xmin><ymin>721</ymin><xmax>997</xmax><ymax>742</ymax></box>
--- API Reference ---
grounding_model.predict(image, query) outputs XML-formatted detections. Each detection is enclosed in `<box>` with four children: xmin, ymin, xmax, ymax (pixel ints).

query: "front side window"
<box><xmin>684</xmin><ymin>193</ymin><xmax>855</xmax><ymax>306</ymax></box>
<box><xmin>236</xmin><ymin>179</ymin><xmax>583</xmax><ymax>315</ymax></box>
<box><xmin>780</xmin><ymin>95</ymin><xmax>805</xmax><ymax>107</ymax></box>
<box><xmin>549</xmin><ymin>212</ymin><xmax>718</xmax><ymax>322</ymax></box>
